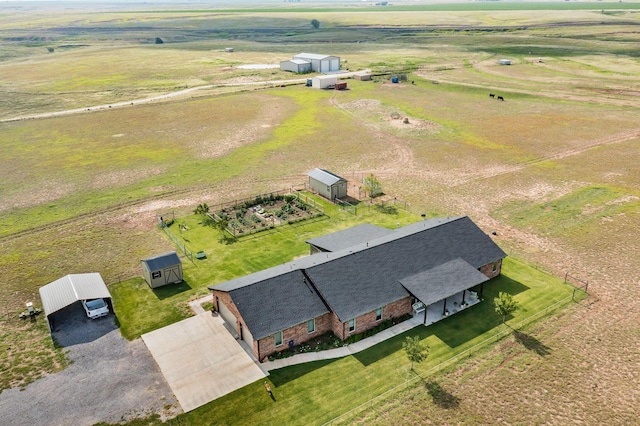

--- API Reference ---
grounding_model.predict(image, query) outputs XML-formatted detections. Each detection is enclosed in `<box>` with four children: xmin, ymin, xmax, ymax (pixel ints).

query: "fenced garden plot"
<box><xmin>209</xmin><ymin>191</ymin><xmax>324</xmax><ymax>237</ymax></box>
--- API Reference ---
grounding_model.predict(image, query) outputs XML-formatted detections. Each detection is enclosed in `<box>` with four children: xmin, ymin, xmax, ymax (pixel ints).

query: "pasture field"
<box><xmin>1</xmin><ymin>2</ymin><xmax>639</xmax><ymax>424</ymax></box>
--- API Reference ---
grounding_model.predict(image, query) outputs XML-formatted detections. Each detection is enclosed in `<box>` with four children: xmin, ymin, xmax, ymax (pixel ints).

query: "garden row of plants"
<box><xmin>215</xmin><ymin>193</ymin><xmax>323</xmax><ymax>235</ymax></box>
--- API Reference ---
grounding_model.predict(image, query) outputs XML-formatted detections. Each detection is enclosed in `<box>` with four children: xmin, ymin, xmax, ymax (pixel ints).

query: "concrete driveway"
<box><xmin>142</xmin><ymin>312</ymin><xmax>266</xmax><ymax>412</ymax></box>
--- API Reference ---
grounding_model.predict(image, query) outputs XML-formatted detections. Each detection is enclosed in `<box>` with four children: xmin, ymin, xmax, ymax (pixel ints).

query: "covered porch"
<box><xmin>400</xmin><ymin>258</ymin><xmax>489</xmax><ymax>325</ymax></box>
<box><xmin>417</xmin><ymin>289</ymin><xmax>482</xmax><ymax>324</ymax></box>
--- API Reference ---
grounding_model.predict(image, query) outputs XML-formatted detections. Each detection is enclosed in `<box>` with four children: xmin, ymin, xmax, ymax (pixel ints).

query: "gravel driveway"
<box><xmin>0</xmin><ymin>306</ymin><xmax>179</xmax><ymax>425</ymax></box>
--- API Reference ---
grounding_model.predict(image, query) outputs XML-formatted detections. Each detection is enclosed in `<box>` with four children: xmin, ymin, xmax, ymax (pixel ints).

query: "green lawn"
<box><xmin>154</xmin><ymin>256</ymin><xmax>574</xmax><ymax>426</ymax></box>
<box><xmin>111</xmin><ymin>193</ymin><xmax>419</xmax><ymax>340</ymax></box>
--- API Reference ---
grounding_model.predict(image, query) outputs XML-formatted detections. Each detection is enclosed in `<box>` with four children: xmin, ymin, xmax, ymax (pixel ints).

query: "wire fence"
<box><xmin>208</xmin><ymin>189</ymin><xmax>325</xmax><ymax>238</ymax></box>
<box><xmin>160</xmin><ymin>222</ymin><xmax>194</xmax><ymax>264</ymax></box>
<box><xmin>322</xmin><ymin>292</ymin><xmax>587</xmax><ymax>425</ymax></box>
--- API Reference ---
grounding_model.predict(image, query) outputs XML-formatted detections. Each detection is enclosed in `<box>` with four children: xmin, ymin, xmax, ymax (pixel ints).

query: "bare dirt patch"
<box><xmin>90</xmin><ymin>166</ymin><xmax>167</xmax><ymax>191</ymax></box>
<box><xmin>192</xmin><ymin>94</ymin><xmax>293</xmax><ymax>159</ymax></box>
<box><xmin>339</xmin><ymin>98</ymin><xmax>441</xmax><ymax>135</ymax></box>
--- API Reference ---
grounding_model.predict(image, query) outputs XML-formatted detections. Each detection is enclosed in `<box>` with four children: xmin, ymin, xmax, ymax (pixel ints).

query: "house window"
<box><xmin>152</xmin><ymin>271</ymin><xmax>161</xmax><ymax>279</ymax></box>
<box><xmin>274</xmin><ymin>331</ymin><xmax>283</xmax><ymax>347</ymax></box>
<box><xmin>375</xmin><ymin>307</ymin><xmax>383</xmax><ymax>321</ymax></box>
<box><xmin>348</xmin><ymin>318</ymin><xmax>356</xmax><ymax>333</ymax></box>
<box><xmin>307</xmin><ymin>319</ymin><xmax>315</xmax><ymax>334</ymax></box>
<box><xmin>492</xmin><ymin>261</ymin><xmax>498</xmax><ymax>273</ymax></box>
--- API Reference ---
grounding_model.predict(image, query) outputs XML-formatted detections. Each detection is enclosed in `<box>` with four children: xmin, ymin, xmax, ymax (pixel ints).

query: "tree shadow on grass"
<box><xmin>513</xmin><ymin>331</ymin><xmax>551</xmax><ymax>356</ymax></box>
<box><xmin>268</xmin><ymin>358</ymin><xmax>337</xmax><ymax>387</ymax></box>
<box><xmin>217</xmin><ymin>234</ymin><xmax>239</xmax><ymax>245</ymax></box>
<box><xmin>152</xmin><ymin>280</ymin><xmax>192</xmax><ymax>300</ymax></box>
<box><xmin>435</xmin><ymin>276</ymin><xmax>529</xmax><ymax>348</ymax></box>
<box><xmin>353</xmin><ymin>327</ymin><xmax>432</xmax><ymax>367</ymax></box>
<box><xmin>425</xmin><ymin>380</ymin><xmax>460</xmax><ymax>409</ymax></box>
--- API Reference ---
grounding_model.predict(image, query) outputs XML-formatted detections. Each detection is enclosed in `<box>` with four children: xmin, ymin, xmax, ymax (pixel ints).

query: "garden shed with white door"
<box><xmin>141</xmin><ymin>251</ymin><xmax>183</xmax><ymax>288</ymax></box>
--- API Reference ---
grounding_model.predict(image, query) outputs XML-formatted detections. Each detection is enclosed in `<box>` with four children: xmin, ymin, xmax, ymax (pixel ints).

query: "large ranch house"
<box><xmin>210</xmin><ymin>216</ymin><xmax>506</xmax><ymax>362</ymax></box>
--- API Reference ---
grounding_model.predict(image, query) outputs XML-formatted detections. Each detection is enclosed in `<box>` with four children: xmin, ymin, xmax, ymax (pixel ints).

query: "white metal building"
<box><xmin>293</xmin><ymin>53</ymin><xmax>340</xmax><ymax>73</ymax></box>
<box><xmin>141</xmin><ymin>251</ymin><xmax>183</xmax><ymax>288</ymax></box>
<box><xmin>353</xmin><ymin>71</ymin><xmax>372</xmax><ymax>81</ymax></box>
<box><xmin>312</xmin><ymin>75</ymin><xmax>338</xmax><ymax>89</ymax></box>
<box><xmin>39</xmin><ymin>273</ymin><xmax>112</xmax><ymax>331</ymax></box>
<box><xmin>280</xmin><ymin>58</ymin><xmax>312</xmax><ymax>73</ymax></box>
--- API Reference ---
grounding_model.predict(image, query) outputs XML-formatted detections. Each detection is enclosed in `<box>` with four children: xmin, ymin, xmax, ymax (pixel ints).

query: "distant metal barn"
<box><xmin>141</xmin><ymin>251</ymin><xmax>183</xmax><ymax>288</ymax></box>
<box><xmin>293</xmin><ymin>53</ymin><xmax>340</xmax><ymax>73</ymax></box>
<box><xmin>307</xmin><ymin>168</ymin><xmax>348</xmax><ymax>201</ymax></box>
<box><xmin>280</xmin><ymin>59</ymin><xmax>312</xmax><ymax>73</ymax></box>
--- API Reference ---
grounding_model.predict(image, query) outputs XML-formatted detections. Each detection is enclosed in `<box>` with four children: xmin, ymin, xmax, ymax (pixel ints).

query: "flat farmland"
<box><xmin>1</xmin><ymin>3</ymin><xmax>639</xmax><ymax>424</ymax></box>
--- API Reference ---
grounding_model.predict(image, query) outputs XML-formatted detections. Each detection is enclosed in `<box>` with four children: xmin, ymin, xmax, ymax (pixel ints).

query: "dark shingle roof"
<box><xmin>226</xmin><ymin>270</ymin><xmax>329</xmax><ymax>340</ymax></box>
<box><xmin>211</xmin><ymin>216</ymin><xmax>506</xmax><ymax>334</ymax></box>
<box><xmin>305</xmin><ymin>216</ymin><xmax>506</xmax><ymax>321</ymax></box>
<box><xmin>400</xmin><ymin>258</ymin><xmax>489</xmax><ymax>306</ymax></box>
<box><xmin>306</xmin><ymin>224</ymin><xmax>392</xmax><ymax>252</ymax></box>
<box><xmin>141</xmin><ymin>251</ymin><xmax>181</xmax><ymax>271</ymax></box>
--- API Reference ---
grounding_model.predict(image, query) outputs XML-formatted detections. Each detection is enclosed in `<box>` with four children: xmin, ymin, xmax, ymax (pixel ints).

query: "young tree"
<box><xmin>193</xmin><ymin>203</ymin><xmax>209</xmax><ymax>215</ymax></box>
<box><xmin>311</xmin><ymin>19</ymin><xmax>320</xmax><ymax>29</ymax></box>
<box><xmin>363</xmin><ymin>174</ymin><xmax>382</xmax><ymax>199</ymax></box>
<box><xmin>402</xmin><ymin>336</ymin><xmax>429</xmax><ymax>371</ymax></box>
<box><xmin>494</xmin><ymin>291</ymin><xmax>519</xmax><ymax>324</ymax></box>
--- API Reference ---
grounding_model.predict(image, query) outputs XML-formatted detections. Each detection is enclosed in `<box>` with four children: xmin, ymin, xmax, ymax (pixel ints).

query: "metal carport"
<box><xmin>38</xmin><ymin>273</ymin><xmax>112</xmax><ymax>331</ymax></box>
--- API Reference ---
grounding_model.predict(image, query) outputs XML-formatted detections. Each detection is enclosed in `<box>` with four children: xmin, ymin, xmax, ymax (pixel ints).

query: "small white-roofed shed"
<box><xmin>308</xmin><ymin>168</ymin><xmax>348</xmax><ymax>200</ymax></box>
<box><xmin>312</xmin><ymin>75</ymin><xmax>338</xmax><ymax>89</ymax></box>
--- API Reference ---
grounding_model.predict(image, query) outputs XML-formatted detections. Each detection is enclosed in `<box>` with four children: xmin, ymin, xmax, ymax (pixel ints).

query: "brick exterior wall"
<box><xmin>479</xmin><ymin>258</ymin><xmax>503</xmax><ymax>279</ymax></box>
<box><xmin>255</xmin><ymin>297</ymin><xmax>413</xmax><ymax>361</ymax></box>
<box><xmin>256</xmin><ymin>312</ymin><xmax>333</xmax><ymax>362</ymax></box>
<box><xmin>331</xmin><ymin>296</ymin><xmax>413</xmax><ymax>341</ymax></box>
<box><xmin>329</xmin><ymin>312</ymin><xmax>346</xmax><ymax>340</ymax></box>
<box><xmin>212</xmin><ymin>290</ymin><xmax>260</xmax><ymax>354</ymax></box>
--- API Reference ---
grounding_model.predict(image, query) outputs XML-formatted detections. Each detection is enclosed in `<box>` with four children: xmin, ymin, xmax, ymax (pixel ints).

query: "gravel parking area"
<box><xmin>0</xmin><ymin>306</ymin><xmax>180</xmax><ymax>425</ymax></box>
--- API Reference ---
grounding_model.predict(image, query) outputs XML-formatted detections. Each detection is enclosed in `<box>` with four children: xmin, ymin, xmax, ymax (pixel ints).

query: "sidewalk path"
<box><xmin>264</xmin><ymin>316</ymin><xmax>423</xmax><ymax>371</ymax></box>
<box><xmin>188</xmin><ymin>294</ymin><xmax>211</xmax><ymax>315</ymax></box>
<box><xmin>189</xmin><ymin>294</ymin><xmax>424</xmax><ymax>372</ymax></box>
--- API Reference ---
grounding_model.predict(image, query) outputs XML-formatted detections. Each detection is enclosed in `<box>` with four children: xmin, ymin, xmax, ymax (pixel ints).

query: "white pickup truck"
<box><xmin>81</xmin><ymin>298</ymin><xmax>109</xmax><ymax>319</ymax></box>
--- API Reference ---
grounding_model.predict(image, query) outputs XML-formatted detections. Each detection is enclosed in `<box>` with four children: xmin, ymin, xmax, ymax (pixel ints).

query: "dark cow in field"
<box><xmin>497</xmin><ymin>96</ymin><xmax>504</xmax><ymax>101</ymax></box>
<box><xmin>489</xmin><ymin>93</ymin><xmax>495</xmax><ymax>98</ymax></box>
